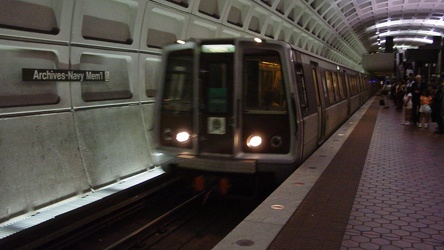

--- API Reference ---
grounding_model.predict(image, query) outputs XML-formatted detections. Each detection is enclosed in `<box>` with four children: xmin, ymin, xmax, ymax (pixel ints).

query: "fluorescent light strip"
<box><xmin>371</xmin><ymin>30</ymin><xmax>442</xmax><ymax>39</ymax></box>
<box><xmin>366</xmin><ymin>19</ymin><xmax>444</xmax><ymax>31</ymax></box>
<box><xmin>372</xmin><ymin>37</ymin><xmax>433</xmax><ymax>46</ymax></box>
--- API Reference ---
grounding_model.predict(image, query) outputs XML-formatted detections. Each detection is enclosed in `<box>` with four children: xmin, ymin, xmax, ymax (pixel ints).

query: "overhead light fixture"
<box><xmin>371</xmin><ymin>30</ymin><xmax>442</xmax><ymax>39</ymax></box>
<box><xmin>366</xmin><ymin>19</ymin><xmax>444</xmax><ymax>32</ymax></box>
<box><xmin>371</xmin><ymin>37</ymin><xmax>433</xmax><ymax>46</ymax></box>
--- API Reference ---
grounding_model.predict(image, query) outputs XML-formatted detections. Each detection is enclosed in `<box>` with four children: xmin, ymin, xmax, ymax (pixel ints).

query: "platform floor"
<box><xmin>215</xmin><ymin>97</ymin><xmax>444</xmax><ymax>250</ymax></box>
<box><xmin>341</xmin><ymin>99</ymin><xmax>444</xmax><ymax>249</ymax></box>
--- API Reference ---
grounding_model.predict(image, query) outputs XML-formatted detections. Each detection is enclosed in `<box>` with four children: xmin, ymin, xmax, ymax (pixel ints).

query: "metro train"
<box><xmin>154</xmin><ymin>38</ymin><xmax>377</xmax><ymax>184</ymax></box>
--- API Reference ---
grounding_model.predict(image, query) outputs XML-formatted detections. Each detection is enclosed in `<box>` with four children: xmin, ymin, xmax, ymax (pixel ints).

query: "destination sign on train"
<box><xmin>22</xmin><ymin>68</ymin><xmax>110</xmax><ymax>82</ymax></box>
<box><xmin>201</xmin><ymin>44</ymin><xmax>235</xmax><ymax>53</ymax></box>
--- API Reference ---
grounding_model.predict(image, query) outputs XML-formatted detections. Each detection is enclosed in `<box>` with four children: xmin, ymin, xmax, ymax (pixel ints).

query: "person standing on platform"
<box><xmin>410</xmin><ymin>75</ymin><xmax>424</xmax><ymax>126</ymax></box>
<box><xmin>406</xmin><ymin>67</ymin><xmax>413</xmax><ymax>80</ymax></box>
<box><xmin>402</xmin><ymin>87</ymin><xmax>413</xmax><ymax>125</ymax></box>
<box><xmin>431</xmin><ymin>82</ymin><xmax>444</xmax><ymax>134</ymax></box>
<box><xmin>395</xmin><ymin>81</ymin><xmax>405</xmax><ymax>111</ymax></box>
<box><xmin>381</xmin><ymin>80</ymin><xmax>391</xmax><ymax>108</ymax></box>
<box><xmin>418</xmin><ymin>89</ymin><xmax>432</xmax><ymax>128</ymax></box>
<box><xmin>390</xmin><ymin>82</ymin><xmax>397</xmax><ymax>105</ymax></box>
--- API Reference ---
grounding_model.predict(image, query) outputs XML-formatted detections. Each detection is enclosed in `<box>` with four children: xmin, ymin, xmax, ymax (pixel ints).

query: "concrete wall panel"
<box><xmin>75</xmin><ymin>105</ymin><xmax>152</xmax><ymax>189</ymax></box>
<box><xmin>0</xmin><ymin>112</ymin><xmax>88</xmax><ymax>221</ymax></box>
<box><xmin>0</xmin><ymin>39</ymin><xmax>71</xmax><ymax>116</ymax></box>
<box><xmin>0</xmin><ymin>0</ymin><xmax>73</xmax><ymax>44</ymax></box>
<box><xmin>139</xmin><ymin>54</ymin><xmax>162</xmax><ymax>102</ymax></box>
<box><xmin>70</xmin><ymin>47</ymin><xmax>140</xmax><ymax>108</ymax></box>
<box><xmin>140</xmin><ymin>2</ymin><xmax>191</xmax><ymax>52</ymax></box>
<box><xmin>70</xmin><ymin>0</ymin><xmax>145</xmax><ymax>51</ymax></box>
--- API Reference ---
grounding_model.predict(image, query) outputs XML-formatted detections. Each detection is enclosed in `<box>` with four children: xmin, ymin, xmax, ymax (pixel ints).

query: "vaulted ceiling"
<box><xmin>253</xmin><ymin>0</ymin><xmax>444</xmax><ymax>70</ymax></box>
<box><xmin>334</xmin><ymin>0</ymin><xmax>444</xmax><ymax>52</ymax></box>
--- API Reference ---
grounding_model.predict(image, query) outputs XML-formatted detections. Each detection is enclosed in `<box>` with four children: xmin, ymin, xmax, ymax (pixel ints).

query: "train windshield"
<box><xmin>161</xmin><ymin>49</ymin><xmax>193</xmax><ymax>112</ymax></box>
<box><xmin>243</xmin><ymin>50</ymin><xmax>287</xmax><ymax>112</ymax></box>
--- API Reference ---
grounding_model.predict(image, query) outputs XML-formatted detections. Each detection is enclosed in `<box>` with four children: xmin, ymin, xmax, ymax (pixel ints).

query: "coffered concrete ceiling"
<box><xmin>245</xmin><ymin>0</ymin><xmax>444</xmax><ymax>69</ymax></box>
<box><xmin>307</xmin><ymin>0</ymin><xmax>444</xmax><ymax>53</ymax></box>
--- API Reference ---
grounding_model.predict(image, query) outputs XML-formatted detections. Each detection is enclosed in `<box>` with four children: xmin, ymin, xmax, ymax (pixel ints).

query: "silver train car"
<box><xmin>154</xmin><ymin>38</ymin><xmax>376</xmax><ymax>183</ymax></box>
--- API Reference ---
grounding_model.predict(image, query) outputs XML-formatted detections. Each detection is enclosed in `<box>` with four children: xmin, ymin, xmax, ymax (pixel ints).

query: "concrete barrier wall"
<box><xmin>0</xmin><ymin>0</ymin><xmax>156</xmax><ymax>222</ymax></box>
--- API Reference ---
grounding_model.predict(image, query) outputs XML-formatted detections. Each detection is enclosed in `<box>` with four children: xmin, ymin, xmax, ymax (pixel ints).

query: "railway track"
<box><xmin>59</xmin><ymin>174</ymin><xmax>270</xmax><ymax>249</ymax></box>
<box><xmin>0</xmin><ymin>171</ymin><xmax>273</xmax><ymax>249</ymax></box>
<box><xmin>0</xmin><ymin>173</ymin><xmax>183</xmax><ymax>249</ymax></box>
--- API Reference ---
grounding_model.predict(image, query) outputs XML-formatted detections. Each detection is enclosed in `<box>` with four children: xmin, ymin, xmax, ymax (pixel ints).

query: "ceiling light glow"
<box><xmin>371</xmin><ymin>37</ymin><xmax>433</xmax><ymax>46</ymax></box>
<box><xmin>366</xmin><ymin>19</ymin><xmax>444</xmax><ymax>32</ymax></box>
<box><xmin>371</xmin><ymin>30</ymin><xmax>442</xmax><ymax>39</ymax></box>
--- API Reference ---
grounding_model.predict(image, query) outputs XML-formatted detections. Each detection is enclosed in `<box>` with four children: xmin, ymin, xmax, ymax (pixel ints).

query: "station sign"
<box><xmin>22</xmin><ymin>68</ymin><xmax>110</xmax><ymax>82</ymax></box>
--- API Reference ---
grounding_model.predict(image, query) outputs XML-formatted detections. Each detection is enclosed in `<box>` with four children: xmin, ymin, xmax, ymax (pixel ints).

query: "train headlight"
<box><xmin>246</xmin><ymin>135</ymin><xmax>262</xmax><ymax>148</ymax></box>
<box><xmin>176</xmin><ymin>131</ymin><xmax>190</xmax><ymax>143</ymax></box>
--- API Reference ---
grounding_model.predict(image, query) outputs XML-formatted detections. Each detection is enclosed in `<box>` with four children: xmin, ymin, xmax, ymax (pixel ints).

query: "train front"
<box><xmin>154</xmin><ymin>38</ymin><xmax>298</xmax><ymax>181</ymax></box>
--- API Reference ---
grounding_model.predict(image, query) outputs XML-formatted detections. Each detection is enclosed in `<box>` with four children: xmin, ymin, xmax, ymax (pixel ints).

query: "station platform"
<box><xmin>214</xmin><ymin>97</ymin><xmax>444</xmax><ymax>250</ymax></box>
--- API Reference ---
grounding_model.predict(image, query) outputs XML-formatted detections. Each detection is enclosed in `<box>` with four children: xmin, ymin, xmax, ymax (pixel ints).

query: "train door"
<box><xmin>199</xmin><ymin>41</ymin><xmax>294</xmax><ymax>161</ymax></box>
<box><xmin>343</xmin><ymin>70</ymin><xmax>351</xmax><ymax>115</ymax></box>
<box><xmin>237</xmin><ymin>40</ymin><xmax>295</xmax><ymax>162</ymax></box>
<box><xmin>158</xmin><ymin>42</ymin><xmax>237</xmax><ymax>157</ymax></box>
<box><xmin>310</xmin><ymin>62</ymin><xmax>326</xmax><ymax>144</ymax></box>
<box><xmin>198</xmin><ymin>45</ymin><xmax>234</xmax><ymax>155</ymax></box>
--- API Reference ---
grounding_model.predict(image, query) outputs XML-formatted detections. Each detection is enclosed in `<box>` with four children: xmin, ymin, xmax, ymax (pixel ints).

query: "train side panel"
<box><xmin>291</xmin><ymin>53</ymin><xmax>320</xmax><ymax>161</ymax></box>
<box><xmin>349</xmin><ymin>94</ymin><xmax>362</xmax><ymax>114</ymax></box>
<box><xmin>324</xmin><ymin>101</ymin><xmax>349</xmax><ymax>136</ymax></box>
<box><xmin>295</xmin><ymin>48</ymin><xmax>374</xmax><ymax>162</ymax></box>
<box><xmin>318</xmin><ymin>61</ymin><xmax>350</xmax><ymax>138</ymax></box>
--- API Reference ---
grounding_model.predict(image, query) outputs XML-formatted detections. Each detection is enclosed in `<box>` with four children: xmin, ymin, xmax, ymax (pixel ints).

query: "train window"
<box><xmin>348</xmin><ymin>75</ymin><xmax>353</xmax><ymax>96</ymax></box>
<box><xmin>331</xmin><ymin>71</ymin><xmax>341</xmax><ymax>101</ymax></box>
<box><xmin>325</xmin><ymin>71</ymin><xmax>335</xmax><ymax>104</ymax></box>
<box><xmin>359</xmin><ymin>76</ymin><xmax>364</xmax><ymax>93</ymax></box>
<box><xmin>161</xmin><ymin>50</ymin><xmax>193</xmax><ymax>112</ymax></box>
<box><xmin>349</xmin><ymin>75</ymin><xmax>355</xmax><ymax>96</ymax></box>
<box><xmin>337</xmin><ymin>73</ymin><xmax>346</xmax><ymax>100</ymax></box>
<box><xmin>203</xmin><ymin>62</ymin><xmax>230</xmax><ymax>114</ymax></box>
<box><xmin>295</xmin><ymin>63</ymin><xmax>309</xmax><ymax>114</ymax></box>
<box><xmin>353</xmin><ymin>76</ymin><xmax>358</xmax><ymax>95</ymax></box>
<box><xmin>243</xmin><ymin>50</ymin><xmax>286</xmax><ymax>112</ymax></box>
<box><xmin>350</xmin><ymin>75</ymin><xmax>358</xmax><ymax>96</ymax></box>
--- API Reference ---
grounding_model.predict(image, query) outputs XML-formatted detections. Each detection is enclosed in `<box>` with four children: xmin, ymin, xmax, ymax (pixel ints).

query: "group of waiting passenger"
<box><xmin>380</xmin><ymin>74</ymin><xmax>444</xmax><ymax>134</ymax></box>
